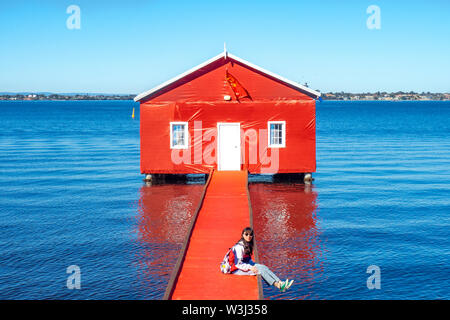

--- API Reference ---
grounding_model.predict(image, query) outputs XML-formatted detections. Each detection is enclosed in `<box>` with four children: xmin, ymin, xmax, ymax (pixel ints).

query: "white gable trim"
<box><xmin>134</xmin><ymin>52</ymin><xmax>320</xmax><ymax>102</ymax></box>
<box><xmin>227</xmin><ymin>53</ymin><xmax>320</xmax><ymax>99</ymax></box>
<box><xmin>134</xmin><ymin>52</ymin><xmax>224</xmax><ymax>102</ymax></box>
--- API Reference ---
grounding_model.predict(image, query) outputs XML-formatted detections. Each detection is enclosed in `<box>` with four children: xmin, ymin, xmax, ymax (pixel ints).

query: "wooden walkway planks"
<box><xmin>166</xmin><ymin>170</ymin><xmax>261</xmax><ymax>300</ymax></box>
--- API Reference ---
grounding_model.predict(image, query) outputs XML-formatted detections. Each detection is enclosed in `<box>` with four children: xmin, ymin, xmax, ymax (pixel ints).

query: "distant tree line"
<box><xmin>321</xmin><ymin>91</ymin><xmax>449</xmax><ymax>101</ymax></box>
<box><xmin>0</xmin><ymin>94</ymin><xmax>136</xmax><ymax>101</ymax></box>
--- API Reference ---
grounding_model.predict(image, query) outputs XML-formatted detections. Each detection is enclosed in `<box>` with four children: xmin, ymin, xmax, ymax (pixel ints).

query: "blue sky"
<box><xmin>1</xmin><ymin>0</ymin><xmax>449</xmax><ymax>93</ymax></box>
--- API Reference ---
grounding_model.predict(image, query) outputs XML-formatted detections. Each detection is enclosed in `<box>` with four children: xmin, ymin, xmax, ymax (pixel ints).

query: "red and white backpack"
<box><xmin>219</xmin><ymin>243</ymin><xmax>242</xmax><ymax>274</ymax></box>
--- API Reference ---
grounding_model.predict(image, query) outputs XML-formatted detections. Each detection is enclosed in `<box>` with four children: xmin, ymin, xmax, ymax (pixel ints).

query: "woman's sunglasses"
<box><xmin>244</xmin><ymin>233</ymin><xmax>253</xmax><ymax>237</ymax></box>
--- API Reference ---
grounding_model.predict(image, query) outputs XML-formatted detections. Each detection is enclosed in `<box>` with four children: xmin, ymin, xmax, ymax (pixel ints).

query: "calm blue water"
<box><xmin>251</xmin><ymin>100</ymin><xmax>450</xmax><ymax>300</ymax></box>
<box><xmin>0</xmin><ymin>100</ymin><xmax>449</xmax><ymax>299</ymax></box>
<box><xmin>0</xmin><ymin>100</ymin><xmax>204</xmax><ymax>299</ymax></box>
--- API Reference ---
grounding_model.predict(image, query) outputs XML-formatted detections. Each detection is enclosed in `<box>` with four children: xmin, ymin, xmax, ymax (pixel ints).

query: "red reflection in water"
<box><xmin>250</xmin><ymin>183</ymin><xmax>322</xmax><ymax>300</ymax></box>
<box><xmin>135</xmin><ymin>183</ymin><xmax>204</xmax><ymax>298</ymax></box>
<box><xmin>137</xmin><ymin>183</ymin><xmax>204</xmax><ymax>243</ymax></box>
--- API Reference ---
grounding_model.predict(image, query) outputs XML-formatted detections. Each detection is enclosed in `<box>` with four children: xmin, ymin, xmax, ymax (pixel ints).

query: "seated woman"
<box><xmin>231</xmin><ymin>227</ymin><xmax>293</xmax><ymax>292</ymax></box>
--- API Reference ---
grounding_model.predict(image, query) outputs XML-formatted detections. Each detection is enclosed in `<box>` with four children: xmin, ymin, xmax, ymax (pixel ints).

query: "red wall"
<box><xmin>140</xmin><ymin>100</ymin><xmax>316</xmax><ymax>174</ymax></box>
<box><xmin>139</xmin><ymin>58</ymin><xmax>316</xmax><ymax>174</ymax></box>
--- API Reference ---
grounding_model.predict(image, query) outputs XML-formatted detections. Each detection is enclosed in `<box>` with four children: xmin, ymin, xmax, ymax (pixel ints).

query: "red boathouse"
<box><xmin>135</xmin><ymin>50</ymin><xmax>320</xmax><ymax>177</ymax></box>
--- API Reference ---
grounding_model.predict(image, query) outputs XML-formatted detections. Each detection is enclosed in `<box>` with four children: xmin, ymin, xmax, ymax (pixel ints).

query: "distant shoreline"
<box><xmin>0</xmin><ymin>98</ymin><xmax>136</xmax><ymax>101</ymax></box>
<box><xmin>2</xmin><ymin>99</ymin><xmax>450</xmax><ymax>102</ymax></box>
<box><xmin>322</xmin><ymin>99</ymin><xmax>449</xmax><ymax>102</ymax></box>
<box><xmin>0</xmin><ymin>92</ymin><xmax>449</xmax><ymax>101</ymax></box>
<box><xmin>0</xmin><ymin>94</ymin><xmax>136</xmax><ymax>101</ymax></box>
<box><xmin>322</xmin><ymin>92</ymin><xmax>449</xmax><ymax>101</ymax></box>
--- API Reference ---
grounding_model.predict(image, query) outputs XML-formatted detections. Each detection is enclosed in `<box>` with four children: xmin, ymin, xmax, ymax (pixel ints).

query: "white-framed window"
<box><xmin>268</xmin><ymin>121</ymin><xmax>286</xmax><ymax>148</ymax></box>
<box><xmin>170</xmin><ymin>122</ymin><xmax>189</xmax><ymax>149</ymax></box>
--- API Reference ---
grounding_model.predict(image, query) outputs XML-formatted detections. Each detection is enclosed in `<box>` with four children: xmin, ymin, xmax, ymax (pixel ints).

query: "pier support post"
<box><xmin>143</xmin><ymin>173</ymin><xmax>172</xmax><ymax>185</ymax></box>
<box><xmin>304</xmin><ymin>173</ymin><xmax>313</xmax><ymax>184</ymax></box>
<box><xmin>143</xmin><ymin>174</ymin><xmax>153</xmax><ymax>186</ymax></box>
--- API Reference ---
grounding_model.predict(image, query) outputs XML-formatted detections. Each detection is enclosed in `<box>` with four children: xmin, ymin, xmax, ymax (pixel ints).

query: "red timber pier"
<box><xmin>163</xmin><ymin>170</ymin><xmax>263</xmax><ymax>300</ymax></box>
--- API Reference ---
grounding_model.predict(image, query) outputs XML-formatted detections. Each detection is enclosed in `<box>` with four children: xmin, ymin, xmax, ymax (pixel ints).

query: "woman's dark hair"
<box><xmin>239</xmin><ymin>227</ymin><xmax>254</xmax><ymax>256</ymax></box>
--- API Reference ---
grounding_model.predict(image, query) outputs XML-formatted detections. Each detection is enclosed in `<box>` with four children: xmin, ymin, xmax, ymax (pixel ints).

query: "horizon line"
<box><xmin>1</xmin><ymin>91</ymin><xmax>449</xmax><ymax>95</ymax></box>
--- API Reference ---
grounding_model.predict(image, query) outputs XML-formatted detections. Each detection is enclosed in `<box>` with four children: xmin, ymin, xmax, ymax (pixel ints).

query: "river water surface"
<box><xmin>0</xmin><ymin>100</ymin><xmax>448</xmax><ymax>299</ymax></box>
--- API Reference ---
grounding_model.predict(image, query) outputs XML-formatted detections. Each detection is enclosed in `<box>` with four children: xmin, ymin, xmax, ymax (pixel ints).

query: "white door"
<box><xmin>218</xmin><ymin>123</ymin><xmax>241</xmax><ymax>171</ymax></box>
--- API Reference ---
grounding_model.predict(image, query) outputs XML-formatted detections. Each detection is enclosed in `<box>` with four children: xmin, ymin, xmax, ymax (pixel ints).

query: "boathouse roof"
<box><xmin>134</xmin><ymin>50</ymin><xmax>321</xmax><ymax>102</ymax></box>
